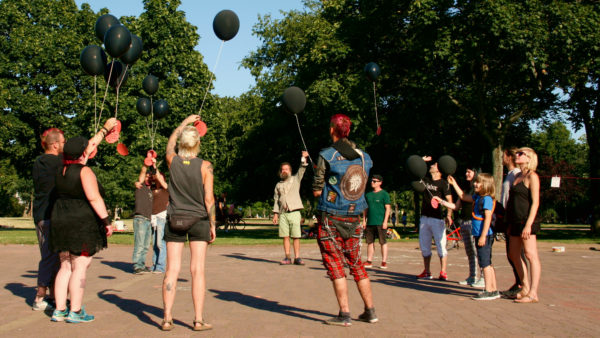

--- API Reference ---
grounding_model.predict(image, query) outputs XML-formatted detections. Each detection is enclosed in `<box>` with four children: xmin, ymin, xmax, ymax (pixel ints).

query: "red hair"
<box><xmin>41</xmin><ymin>128</ymin><xmax>64</xmax><ymax>150</ymax></box>
<box><xmin>330</xmin><ymin>114</ymin><xmax>351</xmax><ymax>138</ymax></box>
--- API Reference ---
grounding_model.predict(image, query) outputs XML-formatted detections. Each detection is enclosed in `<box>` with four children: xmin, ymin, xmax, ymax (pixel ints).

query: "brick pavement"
<box><xmin>0</xmin><ymin>241</ymin><xmax>598</xmax><ymax>337</ymax></box>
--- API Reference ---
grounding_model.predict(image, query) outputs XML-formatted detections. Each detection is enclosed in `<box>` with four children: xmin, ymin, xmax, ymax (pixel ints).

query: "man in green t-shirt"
<box><xmin>363</xmin><ymin>174</ymin><xmax>391</xmax><ymax>269</ymax></box>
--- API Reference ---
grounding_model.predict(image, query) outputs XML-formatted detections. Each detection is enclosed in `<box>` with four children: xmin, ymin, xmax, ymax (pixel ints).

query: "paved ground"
<box><xmin>1</xmin><ymin>240</ymin><xmax>599</xmax><ymax>337</ymax></box>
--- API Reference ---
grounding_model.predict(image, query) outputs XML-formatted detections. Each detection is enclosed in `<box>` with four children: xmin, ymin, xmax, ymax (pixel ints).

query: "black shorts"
<box><xmin>164</xmin><ymin>217</ymin><xmax>211</xmax><ymax>242</ymax></box>
<box><xmin>364</xmin><ymin>225</ymin><xmax>387</xmax><ymax>244</ymax></box>
<box><xmin>508</xmin><ymin>221</ymin><xmax>541</xmax><ymax>237</ymax></box>
<box><xmin>476</xmin><ymin>235</ymin><xmax>494</xmax><ymax>268</ymax></box>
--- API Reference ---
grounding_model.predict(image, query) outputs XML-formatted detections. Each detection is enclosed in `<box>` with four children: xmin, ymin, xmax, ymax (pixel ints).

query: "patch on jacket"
<box><xmin>340</xmin><ymin>165</ymin><xmax>367</xmax><ymax>201</ymax></box>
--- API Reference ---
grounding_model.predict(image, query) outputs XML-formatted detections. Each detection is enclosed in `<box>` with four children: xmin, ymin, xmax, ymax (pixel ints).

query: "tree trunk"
<box><xmin>492</xmin><ymin>144</ymin><xmax>504</xmax><ymax>200</ymax></box>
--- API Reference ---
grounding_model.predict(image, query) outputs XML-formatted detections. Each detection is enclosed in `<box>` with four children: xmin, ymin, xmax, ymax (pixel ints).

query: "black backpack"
<box><xmin>472</xmin><ymin>197</ymin><xmax>506</xmax><ymax>234</ymax></box>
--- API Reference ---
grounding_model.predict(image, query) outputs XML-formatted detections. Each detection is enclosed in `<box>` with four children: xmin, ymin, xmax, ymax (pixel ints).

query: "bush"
<box><xmin>541</xmin><ymin>208</ymin><xmax>559</xmax><ymax>223</ymax></box>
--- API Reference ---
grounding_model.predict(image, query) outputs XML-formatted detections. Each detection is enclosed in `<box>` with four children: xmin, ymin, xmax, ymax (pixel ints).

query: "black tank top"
<box><xmin>506</xmin><ymin>181</ymin><xmax>539</xmax><ymax>225</ymax></box>
<box><xmin>167</xmin><ymin>156</ymin><xmax>207</xmax><ymax>218</ymax></box>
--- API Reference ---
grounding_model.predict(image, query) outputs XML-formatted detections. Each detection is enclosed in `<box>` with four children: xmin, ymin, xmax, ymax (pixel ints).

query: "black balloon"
<box><xmin>282</xmin><ymin>86</ymin><xmax>306</xmax><ymax>115</ymax></box>
<box><xmin>120</xmin><ymin>34</ymin><xmax>143</xmax><ymax>65</ymax></box>
<box><xmin>406</xmin><ymin>155</ymin><xmax>427</xmax><ymax>179</ymax></box>
<box><xmin>142</xmin><ymin>75</ymin><xmax>159</xmax><ymax>96</ymax></box>
<box><xmin>104</xmin><ymin>61</ymin><xmax>128</xmax><ymax>88</ymax></box>
<box><xmin>153</xmin><ymin>100</ymin><xmax>169</xmax><ymax>119</ymax></box>
<box><xmin>95</xmin><ymin>14</ymin><xmax>120</xmax><ymax>42</ymax></box>
<box><xmin>104</xmin><ymin>25</ymin><xmax>132</xmax><ymax>58</ymax></box>
<box><xmin>136</xmin><ymin>98</ymin><xmax>151</xmax><ymax>117</ymax></box>
<box><xmin>364</xmin><ymin>62</ymin><xmax>381</xmax><ymax>82</ymax></box>
<box><xmin>438</xmin><ymin>155</ymin><xmax>457</xmax><ymax>175</ymax></box>
<box><xmin>213</xmin><ymin>10</ymin><xmax>240</xmax><ymax>41</ymax></box>
<box><xmin>80</xmin><ymin>45</ymin><xmax>107</xmax><ymax>76</ymax></box>
<box><xmin>411</xmin><ymin>180</ymin><xmax>426</xmax><ymax>193</ymax></box>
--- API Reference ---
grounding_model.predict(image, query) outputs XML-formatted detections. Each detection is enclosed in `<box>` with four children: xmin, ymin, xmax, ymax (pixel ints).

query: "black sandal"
<box><xmin>193</xmin><ymin>320</ymin><xmax>213</xmax><ymax>331</ymax></box>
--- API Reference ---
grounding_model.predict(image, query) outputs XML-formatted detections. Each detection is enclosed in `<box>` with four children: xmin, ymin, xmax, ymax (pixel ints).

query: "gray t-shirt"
<box><xmin>501</xmin><ymin>168</ymin><xmax>521</xmax><ymax>208</ymax></box>
<box><xmin>167</xmin><ymin>156</ymin><xmax>207</xmax><ymax>218</ymax></box>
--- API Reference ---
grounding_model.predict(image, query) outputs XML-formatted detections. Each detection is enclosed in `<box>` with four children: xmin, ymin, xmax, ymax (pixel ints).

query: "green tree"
<box><xmin>546</xmin><ymin>1</ymin><xmax>600</xmax><ymax>231</ymax></box>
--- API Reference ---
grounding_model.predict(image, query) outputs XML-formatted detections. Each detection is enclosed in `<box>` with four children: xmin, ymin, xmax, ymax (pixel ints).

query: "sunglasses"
<box><xmin>371</xmin><ymin>179</ymin><xmax>381</xmax><ymax>183</ymax></box>
<box><xmin>516</xmin><ymin>151</ymin><xmax>527</xmax><ymax>157</ymax></box>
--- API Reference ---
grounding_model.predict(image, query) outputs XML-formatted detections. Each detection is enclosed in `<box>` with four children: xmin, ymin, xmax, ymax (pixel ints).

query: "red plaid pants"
<box><xmin>317</xmin><ymin>214</ymin><xmax>368</xmax><ymax>282</ymax></box>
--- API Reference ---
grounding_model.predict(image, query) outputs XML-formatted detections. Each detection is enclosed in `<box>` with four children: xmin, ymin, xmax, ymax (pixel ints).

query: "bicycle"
<box><xmin>445</xmin><ymin>221</ymin><xmax>462</xmax><ymax>250</ymax></box>
<box><xmin>223</xmin><ymin>213</ymin><xmax>246</xmax><ymax>231</ymax></box>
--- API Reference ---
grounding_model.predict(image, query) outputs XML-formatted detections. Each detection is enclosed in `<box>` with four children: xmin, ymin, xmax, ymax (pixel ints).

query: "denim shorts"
<box><xmin>476</xmin><ymin>235</ymin><xmax>494</xmax><ymax>268</ymax></box>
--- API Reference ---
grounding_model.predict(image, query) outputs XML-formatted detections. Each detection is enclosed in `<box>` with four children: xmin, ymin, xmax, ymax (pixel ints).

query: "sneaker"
<box><xmin>458</xmin><ymin>276</ymin><xmax>476</xmax><ymax>285</ymax></box>
<box><xmin>152</xmin><ymin>270</ymin><xmax>164</xmax><ymax>274</ymax></box>
<box><xmin>471</xmin><ymin>278</ymin><xmax>485</xmax><ymax>288</ymax></box>
<box><xmin>280</xmin><ymin>258</ymin><xmax>292</xmax><ymax>265</ymax></box>
<box><xmin>293</xmin><ymin>258</ymin><xmax>305</xmax><ymax>265</ymax></box>
<box><xmin>324</xmin><ymin>312</ymin><xmax>351</xmax><ymax>327</ymax></box>
<box><xmin>501</xmin><ymin>285</ymin><xmax>522</xmax><ymax>298</ymax></box>
<box><xmin>416</xmin><ymin>270</ymin><xmax>432</xmax><ymax>279</ymax></box>
<box><xmin>357</xmin><ymin>308</ymin><xmax>378</xmax><ymax>323</ymax></box>
<box><xmin>472</xmin><ymin>290</ymin><xmax>501</xmax><ymax>301</ymax></box>
<box><xmin>51</xmin><ymin>308</ymin><xmax>69</xmax><ymax>322</ymax></box>
<box><xmin>32</xmin><ymin>298</ymin><xmax>54</xmax><ymax>311</ymax></box>
<box><xmin>133</xmin><ymin>267</ymin><xmax>150</xmax><ymax>274</ymax></box>
<box><xmin>66</xmin><ymin>307</ymin><xmax>95</xmax><ymax>323</ymax></box>
<box><xmin>438</xmin><ymin>271</ymin><xmax>448</xmax><ymax>281</ymax></box>
<box><xmin>380</xmin><ymin>262</ymin><xmax>388</xmax><ymax>269</ymax></box>
<box><xmin>364</xmin><ymin>261</ymin><xmax>373</xmax><ymax>268</ymax></box>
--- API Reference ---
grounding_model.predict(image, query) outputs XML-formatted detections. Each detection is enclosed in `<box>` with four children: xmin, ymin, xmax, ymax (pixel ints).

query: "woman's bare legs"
<box><xmin>67</xmin><ymin>254</ymin><xmax>93</xmax><ymax>312</ymax></box>
<box><xmin>520</xmin><ymin>235</ymin><xmax>541</xmax><ymax>301</ymax></box>
<box><xmin>190</xmin><ymin>241</ymin><xmax>209</xmax><ymax>324</ymax></box>
<box><xmin>508</xmin><ymin>235</ymin><xmax>530</xmax><ymax>297</ymax></box>
<box><xmin>162</xmin><ymin>242</ymin><xmax>184</xmax><ymax>324</ymax></box>
<box><xmin>53</xmin><ymin>252</ymin><xmax>72</xmax><ymax>311</ymax></box>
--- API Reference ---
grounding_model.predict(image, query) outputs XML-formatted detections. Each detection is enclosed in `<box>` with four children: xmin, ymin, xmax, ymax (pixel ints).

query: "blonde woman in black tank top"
<box><xmin>161</xmin><ymin>115</ymin><xmax>216</xmax><ymax>331</ymax></box>
<box><xmin>506</xmin><ymin>147</ymin><xmax>541</xmax><ymax>303</ymax></box>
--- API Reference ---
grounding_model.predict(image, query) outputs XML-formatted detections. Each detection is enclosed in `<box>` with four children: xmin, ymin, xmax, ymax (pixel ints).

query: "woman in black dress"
<box><xmin>506</xmin><ymin>147</ymin><xmax>541</xmax><ymax>303</ymax></box>
<box><xmin>49</xmin><ymin>119</ymin><xmax>117</xmax><ymax>323</ymax></box>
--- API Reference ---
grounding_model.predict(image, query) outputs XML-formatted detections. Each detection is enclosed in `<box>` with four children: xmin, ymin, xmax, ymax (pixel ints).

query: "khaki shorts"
<box><xmin>278</xmin><ymin>211</ymin><xmax>302</xmax><ymax>238</ymax></box>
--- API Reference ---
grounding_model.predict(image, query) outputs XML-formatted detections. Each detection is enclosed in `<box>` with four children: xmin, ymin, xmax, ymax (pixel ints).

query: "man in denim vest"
<box><xmin>312</xmin><ymin>114</ymin><xmax>377</xmax><ymax>327</ymax></box>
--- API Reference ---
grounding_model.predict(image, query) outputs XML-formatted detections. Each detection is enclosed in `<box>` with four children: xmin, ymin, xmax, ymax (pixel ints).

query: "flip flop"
<box><xmin>116</xmin><ymin>143</ymin><xmax>129</xmax><ymax>156</ymax></box>
<box><xmin>160</xmin><ymin>319</ymin><xmax>173</xmax><ymax>331</ymax></box>
<box><xmin>194</xmin><ymin>120</ymin><xmax>207</xmax><ymax>137</ymax></box>
<box><xmin>147</xmin><ymin>149</ymin><xmax>157</xmax><ymax>158</ymax></box>
<box><xmin>514</xmin><ymin>295</ymin><xmax>538</xmax><ymax>303</ymax></box>
<box><xmin>105</xmin><ymin>120</ymin><xmax>121</xmax><ymax>144</ymax></box>
<box><xmin>192</xmin><ymin>320</ymin><xmax>212</xmax><ymax>331</ymax></box>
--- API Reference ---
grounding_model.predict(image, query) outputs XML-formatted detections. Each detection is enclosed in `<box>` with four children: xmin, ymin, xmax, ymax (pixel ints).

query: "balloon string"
<box><xmin>114</xmin><ymin>64</ymin><xmax>129</xmax><ymax>120</ymax></box>
<box><xmin>198</xmin><ymin>40</ymin><xmax>224</xmax><ymax>119</ymax></box>
<box><xmin>294</xmin><ymin>114</ymin><xmax>315</xmax><ymax>172</ymax></box>
<box><xmin>420</xmin><ymin>179</ymin><xmax>435</xmax><ymax>198</ymax></box>
<box><xmin>372</xmin><ymin>82</ymin><xmax>379</xmax><ymax>130</ymax></box>
<box><xmin>93</xmin><ymin>75</ymin><xmax>98</xmax><ymax>133</ymax></box>
<box><xmin>98</xmin><ymin>61</ymin><xmax>114</xmax><ymax>128</ymax></box>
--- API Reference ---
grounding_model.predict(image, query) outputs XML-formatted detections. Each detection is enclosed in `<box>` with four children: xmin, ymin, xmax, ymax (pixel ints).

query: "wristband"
<box><xmin>101</xmin><ymin>127</ymin><xmax>108</xmax><ymax>134</ymax></box>
<box><xmin>101</xmin><ymin>217</ymin><xmax>111</xmax><ymax>226</ymax></box>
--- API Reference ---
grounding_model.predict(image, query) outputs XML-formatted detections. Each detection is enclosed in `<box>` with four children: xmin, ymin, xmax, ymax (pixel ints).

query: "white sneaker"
<box><xmin>471</xmin><ymin>278</ymin><xmax>485</xmax><ymax>288</ymax></box>
<box><xmin>459</xmin><ymin>276</ymin><xmax>476</xmax><ymax>285</ymax></box>
<box><xmin>32</xmin><ymin>299</ymin><xmax>53</xmax><ymax>311</ymax></box>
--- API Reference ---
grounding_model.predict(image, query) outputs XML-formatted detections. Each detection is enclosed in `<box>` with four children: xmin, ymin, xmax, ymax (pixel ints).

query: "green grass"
<box><xmin>2</xmin><ymin>224</ymin><xmax>598</xmax><ymax>245</ymax></box>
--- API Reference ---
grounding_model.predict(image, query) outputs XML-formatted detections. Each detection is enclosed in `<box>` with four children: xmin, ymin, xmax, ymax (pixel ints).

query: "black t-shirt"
<box><xmin>32</xmin><ymin>153</ymin><xmax>63</xmax><ymax>224</ymax></box>
<box><xmin>421</xmin><ymin>177</ymin><xmax>451</xmax><ymax>219</ymax></box>
<box><xmin>134</xmin><ymin>185</ymin><xmax>153</xmax><ymax>219</ymax></box>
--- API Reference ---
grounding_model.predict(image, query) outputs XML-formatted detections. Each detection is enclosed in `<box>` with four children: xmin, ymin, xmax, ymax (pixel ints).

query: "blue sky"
<box><xmin>74</xmin><ymin>0</ymin><xmax>304</xmax><ymax>97</ymax></box>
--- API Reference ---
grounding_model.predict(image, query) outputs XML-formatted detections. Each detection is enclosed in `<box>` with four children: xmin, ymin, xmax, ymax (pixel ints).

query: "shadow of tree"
<box><xmin>209</xmin><ymin>289</ymin><xmax>331</xmax><ymax>321</ymax></box>
<box><xmin>97</xmin><ymin>289</ymin><xmax>189</xmax><ymax>329</ymax></box>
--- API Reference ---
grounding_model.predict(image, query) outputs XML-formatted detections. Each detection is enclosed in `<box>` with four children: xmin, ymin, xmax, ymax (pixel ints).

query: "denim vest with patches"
<box><xmin>317</xmin><ymin>147</ymin><xmax>372</xmax><ymax>216</ymax></box>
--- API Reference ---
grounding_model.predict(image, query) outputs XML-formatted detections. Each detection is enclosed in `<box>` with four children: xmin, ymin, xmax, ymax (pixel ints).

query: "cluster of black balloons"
<box><xmin>406</xmin><ymin>154</ymin><xmax>457</xmax><ymax>192</ymax></box>
<box><xmin>136</xmin><ymin>75</ymin><xmax>169</xmax><ymax>119</ymax></box>
<box><xmin>80</xmin><ymin>14</ymin><xmax>143</xmax><ymax>88</ymax></box>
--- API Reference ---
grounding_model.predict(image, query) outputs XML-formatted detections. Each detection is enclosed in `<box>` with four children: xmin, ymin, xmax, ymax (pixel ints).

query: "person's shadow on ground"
<box><xmin>222</xmin><ymin>253</ymin><xmax>278</xmax><ymax>264</ymax></box>
<box><xmin>100</xmin><ymin>260</ymin><xmax>132</xmax><ymax>273</ymax></box>
<box><xmin>209</xmin><ymin>289</ymin><xmax>331</xmax><ymax>322</ymax></box>
<box><xmin>97</xmin><ymin>289</ymin><xmax>190</xmax><ymax>329</ymax></box>
<box><xmin>4</xmin><ymin>282</ymin><xmax>52</xmax><ymax>315</ymax></box>
<box><xmin>368</xmin><ymin>269</ymin><xmax>475</xmax><ymax>296</ymax></box>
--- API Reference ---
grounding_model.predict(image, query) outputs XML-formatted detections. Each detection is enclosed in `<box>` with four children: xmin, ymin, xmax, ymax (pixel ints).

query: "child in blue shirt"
<box><xmin>435</xmin><ymin>173</ymin><xmax>499</xmax><ymax>300</ymax></box>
